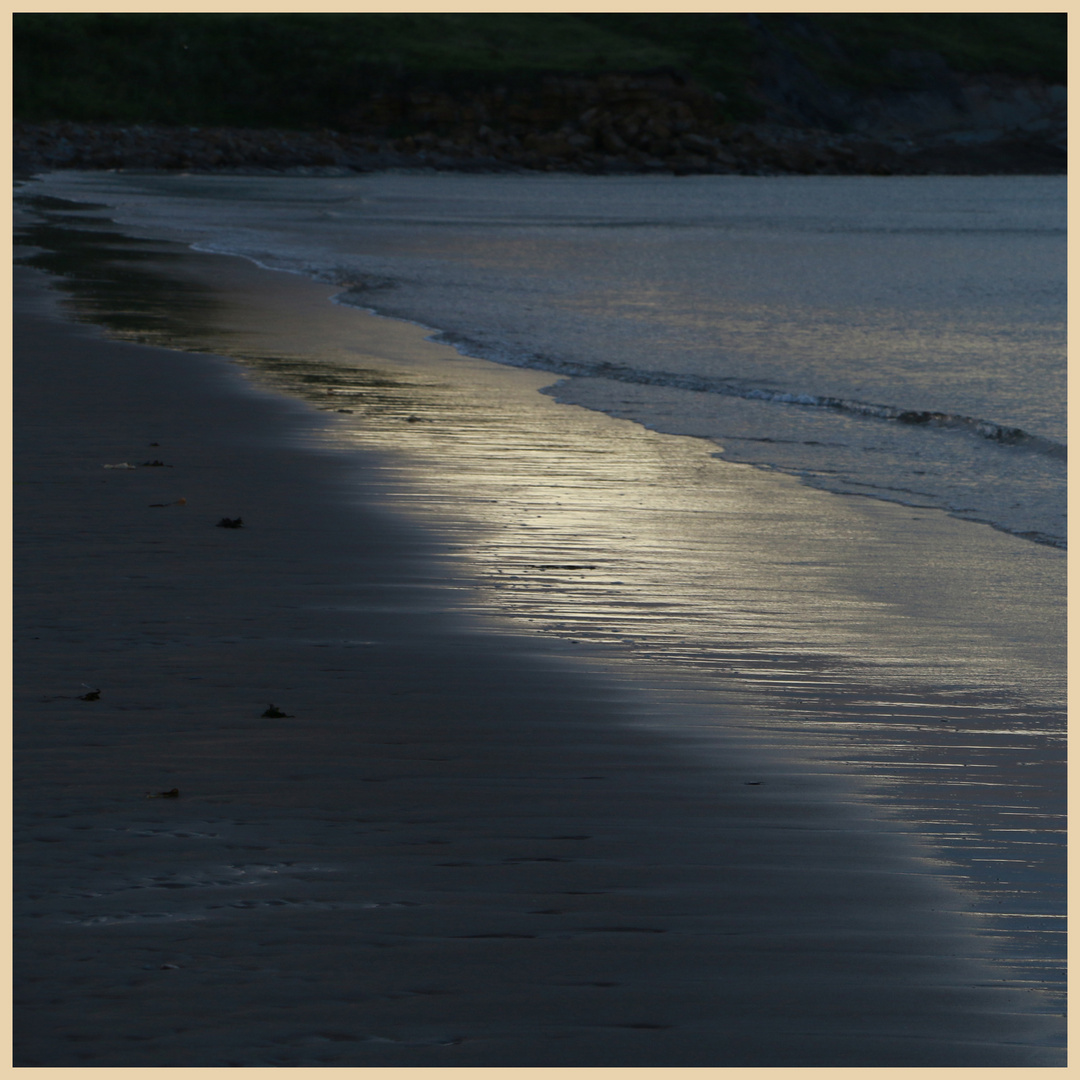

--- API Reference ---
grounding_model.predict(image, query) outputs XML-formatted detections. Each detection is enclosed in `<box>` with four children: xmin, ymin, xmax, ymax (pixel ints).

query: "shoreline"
<box><xmin>15</xmin><ymin>172</ymin><xmax>1066</xmax><ymax>981</ymax></box>
<box><xmin>13</xmin><ymin>260</ymin><xmax>1066</xmax><ymax>1066</ymax></box>
<box><xmin>18</xmin><ymin>168</ymin><xmax>1068</xmax><ymax>560</ymax></box>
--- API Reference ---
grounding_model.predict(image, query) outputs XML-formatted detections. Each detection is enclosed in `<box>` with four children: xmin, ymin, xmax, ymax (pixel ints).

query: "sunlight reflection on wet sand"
<box><xmin>26</xmin><ymin>224</ymin><xmax>1065</xmax><ymax>1012</ymax></box>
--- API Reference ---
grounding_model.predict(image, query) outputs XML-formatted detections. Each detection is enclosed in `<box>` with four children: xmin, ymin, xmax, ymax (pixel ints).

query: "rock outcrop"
<box><xmin>14</xmin><ymin>65</ymin><xmax>1064</xmax><ymax>178</ymax></box>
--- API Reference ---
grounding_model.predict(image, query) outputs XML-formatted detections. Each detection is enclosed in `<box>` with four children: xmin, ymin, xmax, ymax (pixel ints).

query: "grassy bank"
<box><xmin>14</xmin><ymin>14</ymin><xmax>1065</xmax><ymax>132</ymax></box>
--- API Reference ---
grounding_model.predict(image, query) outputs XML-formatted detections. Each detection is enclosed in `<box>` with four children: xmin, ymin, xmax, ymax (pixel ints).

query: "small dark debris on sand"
<box><xmin>216</xmin><ymin>517</ymin><xmax>243</xmax><ymax>528</ymax></box>
<box><xmin>262</xmin><ymin>704</ymin><xmax>293</xmax><ymax>718</ymax></box>
<box><xmin>146</xmin><ymin>788</ymin><xmax>180</xmax><ymax>799</ymax></box>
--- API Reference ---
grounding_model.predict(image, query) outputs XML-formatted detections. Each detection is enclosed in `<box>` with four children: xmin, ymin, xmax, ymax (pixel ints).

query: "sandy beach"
<box><xmin>13</xmin><ymin>252</ymin><xmax>1066</xmax><ymax>1067</ymax></box>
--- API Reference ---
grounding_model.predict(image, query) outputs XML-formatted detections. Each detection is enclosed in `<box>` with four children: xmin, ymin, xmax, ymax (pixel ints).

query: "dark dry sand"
<box><xmin>13</xmin><ymin>266</ymin><xmax>1065</xmax><ymax>1067</ymax></box>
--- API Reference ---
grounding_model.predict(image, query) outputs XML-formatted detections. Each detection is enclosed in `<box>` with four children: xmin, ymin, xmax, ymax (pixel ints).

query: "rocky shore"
<box><xmin>15</xmin><ymin>70</ymin><xmax>1065</xmax><ymax>177</ymax></box>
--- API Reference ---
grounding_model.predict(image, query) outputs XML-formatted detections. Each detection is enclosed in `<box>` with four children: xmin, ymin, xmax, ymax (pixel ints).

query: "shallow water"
<box><xmin>14</xmin><ymin>176</ymin><xmax>1066</xmax><ymax>1016</ymax></box>
<box><xmin>24</xmin><ymin>171</ymin><xmax>1067</xmax><ymax>546</ymax></box>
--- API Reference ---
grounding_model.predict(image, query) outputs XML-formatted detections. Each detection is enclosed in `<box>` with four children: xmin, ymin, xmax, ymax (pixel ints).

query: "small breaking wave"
<box><xmin>426</xmin><ymin>332</ymin><xmax>1066</xmax><ymax>462</ymax></box>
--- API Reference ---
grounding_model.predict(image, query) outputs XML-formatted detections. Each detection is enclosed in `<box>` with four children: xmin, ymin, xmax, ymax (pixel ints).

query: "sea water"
<box><xmin>27</xmin><ymin>172</ymin><xmax>1065</xmax><ymax>547</ymax></box>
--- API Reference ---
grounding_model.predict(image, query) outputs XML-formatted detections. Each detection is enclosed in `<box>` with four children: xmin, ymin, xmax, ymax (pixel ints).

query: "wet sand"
<box><xmin>13</xmin><ymin>264</ymin><xmax>1066</xmax><ymax>1067</ymax></box>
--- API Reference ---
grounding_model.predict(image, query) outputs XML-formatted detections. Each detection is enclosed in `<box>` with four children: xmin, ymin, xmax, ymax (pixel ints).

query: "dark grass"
<box><xmin>761</xmin><ymin>13</ymin><xmax>1067</xmax><ymax>91</ymax></box>
<box><xmin>14</xmin><ymin>14</ymin><xmax>1065</xmax><ymax>131</ymax></box>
